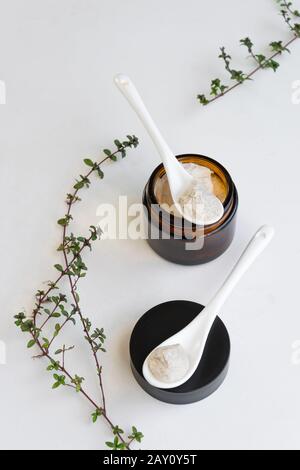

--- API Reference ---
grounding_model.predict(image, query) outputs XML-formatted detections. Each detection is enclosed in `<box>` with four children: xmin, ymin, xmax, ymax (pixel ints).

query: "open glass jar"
<box><xmin>143</xmin><ymin>154</ymin><xmax>238</xmax><ymax>265</ymax></box>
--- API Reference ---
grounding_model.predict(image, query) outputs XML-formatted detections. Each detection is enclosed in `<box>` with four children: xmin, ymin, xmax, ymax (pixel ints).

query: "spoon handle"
<box><xmin>204</xmin><ymin>225</ymin><xmax>275</xmax><ymax>318</ymax></box>
<box><xmin>114</xmin><ymin>74</ymin><xmax>190</xmax><ymax>189</ymax></box>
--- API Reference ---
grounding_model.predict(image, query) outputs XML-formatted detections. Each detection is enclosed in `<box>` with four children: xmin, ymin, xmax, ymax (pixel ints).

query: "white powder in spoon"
<box><xmin>147</xmin><ymin>344</ymin><xmax>190</xmax><ymax>384</ymax></box>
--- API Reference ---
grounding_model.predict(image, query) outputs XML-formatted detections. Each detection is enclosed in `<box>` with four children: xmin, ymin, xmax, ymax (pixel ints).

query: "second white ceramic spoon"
<box><xmin>142</xmin><ymin>225</ymin><xmax>275</xmax><ymax>389</ymax></box>
<box><xmin>114</xmin><ymin>74</ymin><xmax>224</xmax><ymax>225</ymax></box>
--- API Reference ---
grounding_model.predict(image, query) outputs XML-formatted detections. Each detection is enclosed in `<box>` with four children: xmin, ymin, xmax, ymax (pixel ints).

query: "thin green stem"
<box><xmin>47</xmin><ymin>317</ymin><xmax>70</xmax><ymax>351</ymax></box>
<box><xmin>39</xmin><ymin>298</ymin><xmax>62</xmax><ymax>330</ymax></box>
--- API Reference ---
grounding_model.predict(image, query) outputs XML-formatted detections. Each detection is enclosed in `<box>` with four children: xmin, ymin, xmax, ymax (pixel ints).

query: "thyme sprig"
<box><xmin>14</xmin><ymin>135</ymin><xmax>143</xmax><ymax>450</ymax></box>
<box><xmin>198</xmin><ymin>0</ymin><xmax>300</xmax><ymax>106</ymax></box>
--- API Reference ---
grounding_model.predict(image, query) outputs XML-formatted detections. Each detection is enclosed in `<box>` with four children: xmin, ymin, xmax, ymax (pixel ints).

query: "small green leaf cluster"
<box><xmin>105</xmin><ymin>426</ymin><xmax>144</xmax><ymax>450</ymax></box>
<box><xmin>219</xmin><ymin>47</ymin><xmax>248</xmax><ymax>83</ymax></box>
<box><xmin>103</xmin><ymin>135</ymin><xmax>139</xmax><ymax>161</ymax></box>
<box><xmin>46</xmin><ymin>360</ymin><xmax>60</xmax><ymax>371</ymax></box>
<box><xmin>90</xmin><ymin>328</ymin><xmax>106</xmax><ymax>353</ymax></box>
<box><xmin>128</xmin><ymin>426</ymin><xmax>144</xmax><ymax>443</ymax></box>
<box><xmin>71</xmin><ymin>374</ymin><xmax>85</xmax><ymax>392</ymax></box>
<box><xmin>83</xmin><ymin>318</ymin><xmax>106</xmax><ymax>353</ymax></box>
<box><xmin>277</xmin><ymin>0</ymin><xmax>300</xmax><ymax>18</ymax></box>
<box><xmin>57</xmin><ymin>215</ymin><xmax>73</xmax><ymax>227</ymax></box>
<box><xmin>14</xmin><ymin>313</ymin><xmax>40</xmax><ymax>350</ymax></box>
<box><xmin>14</xmin><ymin>312</ymin><xmax>33</xmax><ymax>332</ymax></box>
<box><xmin>106</xmin><ymin>436</ymin><xmax>126</xmax><ymax>450</ymax></box>
<box><xmin>91</xmin><ymin>408</ymin><xmax>103</xmax><ymax>423</ymax></box>
<box><xmin>52</xmin><ymin>374</ymin><xmax>66</xmax><ymax>389</ymax></box>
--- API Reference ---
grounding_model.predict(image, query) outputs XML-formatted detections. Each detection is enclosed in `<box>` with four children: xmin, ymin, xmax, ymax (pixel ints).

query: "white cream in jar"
<box><xmin>154</xmin><ymin>163</ymin><xmax>227</xmax><ymax>223</ymax></box>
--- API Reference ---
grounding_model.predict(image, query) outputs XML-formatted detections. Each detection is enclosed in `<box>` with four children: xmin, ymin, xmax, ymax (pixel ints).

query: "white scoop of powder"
<box><xmin>147</xmin><ymin>344</ymin><xmax>190</xmax><ymax>384</ymax></box>
<box><xmin>183</xmin><ymin>164</ymin><xmax>213</xmax><ymax>193</ymax></box>
<box><xmin>178</xmin><ymin>165</ymin><xmax>224</xmax><ymax>225</ymax></box>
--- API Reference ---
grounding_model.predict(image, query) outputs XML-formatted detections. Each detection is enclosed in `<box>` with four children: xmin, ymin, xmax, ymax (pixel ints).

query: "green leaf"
<box><xmin>293</xmin><ymin>23</ymin><xmax>300</xmax><ymax>35</ymax></box>
<box><xmin>27</xmin><ymin>339</ymin><xmax>36</xmax><ymax>348</ymax></box>
<box><xmin>210</xmin><ymin>78</ymin><xmax>228</xmax><ymax>97</ymax></box>
<box><xmin>47</xmin><ymin>360</ymin><xmax>60</xmax><ymax>371</ymax></box>
<box><xmin>71</xmin><ymin>374</ymin><xmax>84</xmax><ymax>392</ymax></box>
<box><xmin>74</xmin><ymin>180</ymin><xmax>84</xmax><ymax>190</ymax></box>
<box><xmin>91</xmin><ymin>408</ymin><xmax>102</xmax><ymax>423</ymax></box>
<box><xmin>52</xmin><ymin>374</ymin><xmax>66</xmax><ymax>388</ymax></box>
<box><xmin>131</xmin><ymin>135</ymin><xmax>139</xmax><ymax>148</ymax></box>
<box><xmin>128</xmin><ymin>425</ymin><xmax>144</xmax><ymax>443</ymax></box>
<box><xmin>14</xmin><ymin>312</ymin><xmax>26</xmax><ymax>327</ymax></box>
<box><xmin>42</xmin><ymin>338</ymin><xmax>50</xmax><ymax>349</ymax></box>
<box><xmin>54</xmin><ymin>264</ymin><xmax>64</xmax><ymax>272</ymax></box>
<box><xmin>20</xmin><ymin>320</ymin><xmax>34</xmax><ymax>332</ymax></box>
<box><xmin>113</xmin><ymin>425</ymin><xmax>124</xmax><ymax>435</ymax></box>
<box><xmin>97</xmin><ymin>168</ymin><xmax>104</xmax><ymax>179</ymax></box>
<box><xmin>197</xmin><ymin>94</ymin><xmax>209</xmax><ymax>105</ymax></box>
<box><xmin>230</xmin><ymin>69</ymin><xmax>246</xmax><ymax>83</ymax></box>
<box><xmin>106</xmin><ymin>436</ymin><xmax>123</xmax><ymax>449</ymax></box>
<box><xmin>51</xmin><ymin>312</ymin><xmax>61</xmax><ymax>318</ymax></box>
<box><xmin>135</xmin><ymin>434</ymin><xmax>143</xmax><ymax>443</ymax></box>
<box><xmin>255</xmin><ymin>54</ymin><xmax>266</xmax><ymax>65</ymax></box>
<box><xmin>103</xmin><ymin>149</ymin><xmax>112</xmax><ymax>156</ymax></box>
<box><xmin>269</xmin><ymin>41</ymin><xmax>290</xmax><ymax>54</ymax></box>
<box><xmin>240</xmin><ymin>37</ymin><xmax>254</xmax><ymax>53</ymax></box>
<box><xmin>14</xmin><ymin>312</ymin><xmax>26</xmax><ymax>321</ymax></box>
<box><xmin>57</xmin><ymin>218</ymin><xmax>68</xmax><ymax>227</ymax></box>
<box><xmin>83</xmin><ymin>158</ymin><xmax>94</xmax><ymax>167</ymax></box>
<box><xmin>105</xmin><ymin>441</ymin><xmax>115</xmax><ymax>448</ymax></box>
<box><xmin>265</xmin><ymin>59</ymin><xmax>280</xmax><ymax>72</ymax></box>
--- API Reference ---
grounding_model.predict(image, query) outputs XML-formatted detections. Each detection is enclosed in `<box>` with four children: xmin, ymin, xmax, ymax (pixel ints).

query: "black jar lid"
<box><xmin>129</xmin><ymin>300</ymin><xmax>230</xmax><ymax>404</ymax></box>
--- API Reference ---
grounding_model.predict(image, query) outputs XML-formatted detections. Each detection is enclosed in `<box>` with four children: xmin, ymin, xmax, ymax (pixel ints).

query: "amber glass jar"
<box><xmin>143</xmin><ymin>154</ymin><xmax>238</xmax><ymax>265</ymax></box>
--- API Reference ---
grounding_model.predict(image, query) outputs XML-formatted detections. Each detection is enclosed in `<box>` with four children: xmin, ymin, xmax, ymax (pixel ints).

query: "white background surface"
<box><xmin>1</xmin><ymin>0</ymin><xmax>300</xmax><ymax>450</ymax></box>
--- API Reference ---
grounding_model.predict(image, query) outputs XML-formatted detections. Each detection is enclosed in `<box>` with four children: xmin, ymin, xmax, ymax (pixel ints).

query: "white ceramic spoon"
<box><xmin>114</xmin><ymin>74</ymin><xmax>224</xmax><ymax>225</ymax></box>
<box><xmin>143</xmin><ymin>225</ymin><xmax>275</xmax><ymax>389</ymax></box>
